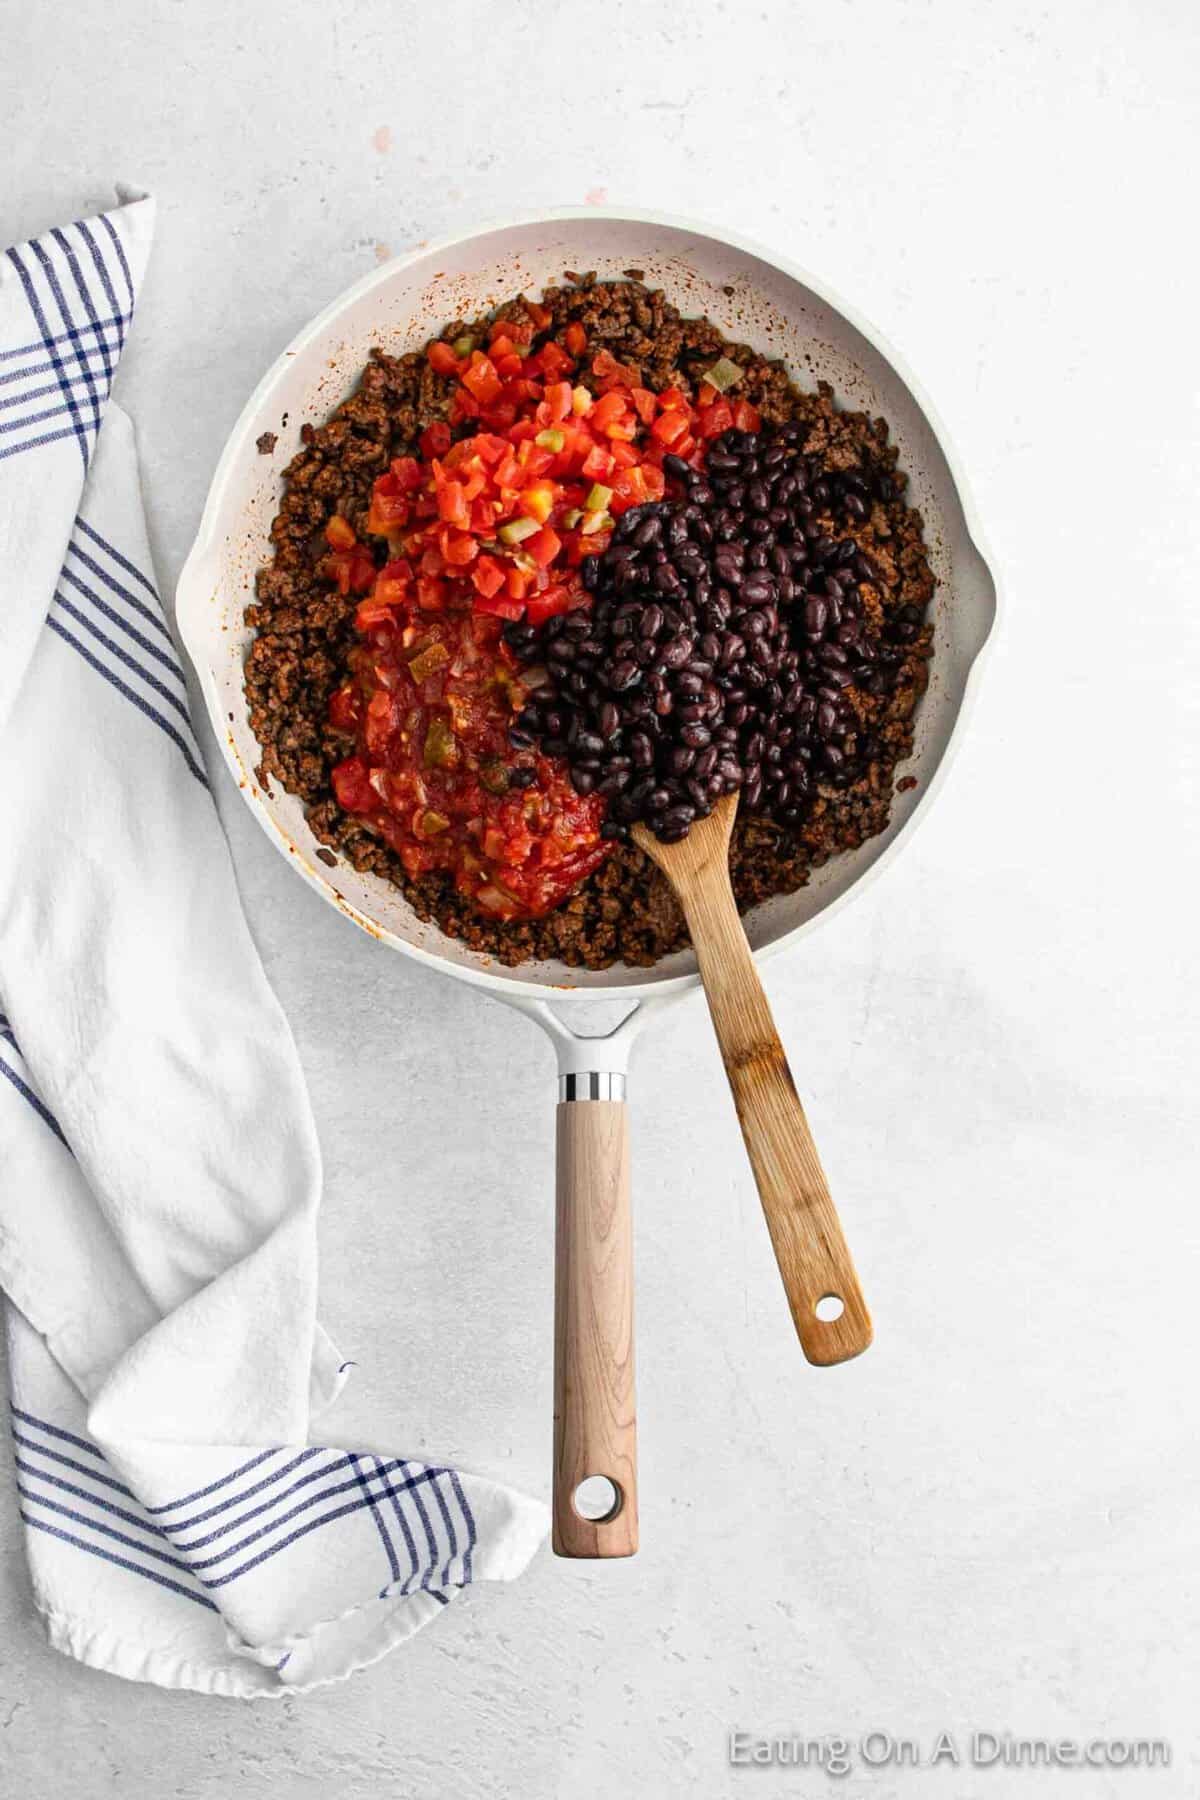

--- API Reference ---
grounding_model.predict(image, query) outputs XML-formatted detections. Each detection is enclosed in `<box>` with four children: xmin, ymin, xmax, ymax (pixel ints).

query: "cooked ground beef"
<box><xmin>244</xmin><ymin>279</ymin><xmax>934</xmax><ymax>969</ymax></box>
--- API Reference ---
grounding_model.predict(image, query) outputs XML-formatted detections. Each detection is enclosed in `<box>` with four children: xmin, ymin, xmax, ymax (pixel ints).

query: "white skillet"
<box><xmin>177</xmin><ymin>208</ymin><xmax>999</xmax><ymax>1557</ymax></box>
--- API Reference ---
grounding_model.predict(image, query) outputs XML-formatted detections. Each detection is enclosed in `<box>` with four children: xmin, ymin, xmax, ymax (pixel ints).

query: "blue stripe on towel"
<box><xmin>398</xmin><ymin>1460</ymin><xmax>442</xmax><ymax>1588</ymax></box>
<box><xmin>0</xmin><ymin>1050</ymin><xmax>69</xmax><ymax>1146</ymax></box>
<box><xmin>74</xmin><ymin>221</ymin><xmax>126</xmax><ymax>341</ymax></box>
<box><xmin>350</xmin><ymin>1453</ymin><xmax>401</xmax><ymax>1584</ymax></box>
<box><xmin>18</xmin><ymin>1483</ymin><xmax>196</xmax><ymax>1576</ymax></box>
<box><xmin>202</xmin><ymin>1471</ymin><xmax>445</xmax><ymax>1590</ymax></box>
<box><xmin>50</xmin><ymin>594</ymin><xmax>192</xmax><ymax>725</ymax></box>
<box><xmin>12</xmin><ymin>1452</ymin><xmax>167</xmax><ymax>1536</ymax></box>
<box><xmin>0</xmin><ymin>313</ymin><xmax>131</xmax><ymax>367</ymax></box>
<box><xmin>20</xmin><ymin>1512</ymin><xmax>218</xmax><ymax>1612</ymax></box>
<box><xmin>45</xmin><ymin>617</ymin><xmax>209</xmax><ymax>788</ymax></box>
<box><xmin>447</xmin><ymin>1468</ymin><xmax>477</xmax><ymax>1584</ymax></box>
<box><xmin>12</xmin><ymin>1406</ymin><xmax>478</xmax><ymax>1604</ymax></box>
<box><xmin>145</xmin><ymin>1447</ymin><xmax>289</xmax><ymax>1515</ymax></box>
<box><xmin>3</xmin><ymin>246</ymin><xmax>92</xmax><ymax>466</ymax></box>
<box><xmin>165</xmin><ymin>1452</ymin><xmax>345</xmax><ymax>1545</ymax></box>
<box><xmin>65</xmin><ymin>538</ymin><xmax>174</xmax><ymax>642</ymax></box>
<box><xmin>74</xmin><ymin>516</ymin><xmax>160</xmax><ymax>600</ymax></box>
<box><xmin>425</xmin><ymin>1469</ymin><xmax>460</xmax><ymax>1586</ymax></box>
<box><xmin>10</xmin><ymin>1407</ymin><xmax>102</xmax><ymax>1458</ymax></box>
<box><xmin>58</xmin><ymin>565</ymin><xmax>186</xmax><ymax>682</ymax></box>
<box><xmin>11</xmin><ymin>1430</ymin><xmax>137</xmax><ymax>1499</ymax></box>
<box><xmin>50</xmin><ymin>226</ymin><xmax>115</xmax><ymax>395</ymax></box>
<box><xmin>181</xmin><ymin>1458</ymin><xmax>408</xmax><ymax>1567</ymax></box>
<box><xmin>97</xmin><ymin>211</ymin><xmax>135</xmax><ymax>312</ymax></box>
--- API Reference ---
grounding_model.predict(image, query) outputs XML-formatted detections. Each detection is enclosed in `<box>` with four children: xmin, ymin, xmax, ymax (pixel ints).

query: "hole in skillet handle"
<box><xmin>573</xmin><ymin>1475</ymin><xmax>623</xmax><ymax>1523</ymax></box>
<box><xmin>815</xmin><ymin>1294</ymin><xmax>845</xmax><ymax>1323</ymax></box>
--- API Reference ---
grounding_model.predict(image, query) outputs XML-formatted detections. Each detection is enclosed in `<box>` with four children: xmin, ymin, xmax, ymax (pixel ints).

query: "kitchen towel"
<box><xmin>0</xmin><ymin>194</ymin><xmax>546</xmax><ymax>1695</ymax></box>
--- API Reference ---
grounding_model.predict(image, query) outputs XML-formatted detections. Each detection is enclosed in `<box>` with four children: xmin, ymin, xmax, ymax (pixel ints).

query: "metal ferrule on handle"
<box><xmin>559</xmin><ymin>1071</ymin><xmax>627</xmax><ymax>1102</ymax></box>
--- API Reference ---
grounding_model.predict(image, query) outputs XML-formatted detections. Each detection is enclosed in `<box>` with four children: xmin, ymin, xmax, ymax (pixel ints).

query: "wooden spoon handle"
<box><xmin>677</xmin><ymin>872</ymin><xmax>872</xmax><ymax>1365</ymax></box>
<box><xmin>552</xmin><ymin>1099</ymin><xmax>638</xmax><ymax>1556</ymax></box>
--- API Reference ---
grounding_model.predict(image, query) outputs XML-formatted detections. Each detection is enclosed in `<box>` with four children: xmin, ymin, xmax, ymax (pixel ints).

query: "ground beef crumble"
<box><xmin>244</xmin><ymin>279</ymin><xmax>934</xmax><ymax>969</ymax></box>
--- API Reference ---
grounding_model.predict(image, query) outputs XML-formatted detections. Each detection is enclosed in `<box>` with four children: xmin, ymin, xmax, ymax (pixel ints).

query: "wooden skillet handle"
<box><xmin>553</xmin><ymin>1093</ymin><xmax>638</xmax><ymax>1556</ymax></box>
<box><xmin>671</xmin><ymin>863</ymin><xmax>872</xmax><ymax>1366</ymax></box>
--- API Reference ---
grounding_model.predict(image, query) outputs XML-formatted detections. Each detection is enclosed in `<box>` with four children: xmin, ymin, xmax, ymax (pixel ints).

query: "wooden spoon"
<box><xmin>633</xmin><ymin>793</ymin><xmax>872</xmax><ymax>1365</ymax></box>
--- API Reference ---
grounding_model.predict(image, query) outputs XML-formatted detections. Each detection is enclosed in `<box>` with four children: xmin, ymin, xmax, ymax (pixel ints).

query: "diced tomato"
<box><xmin>325</xmin><ymin>514</ymin><xmax>356</xmax><ymax>551</ymax></box>
<box><xmin>582</xmin><ymin>444</ymin><xmax>615</xmax><ymax>481</ymax></box>
<box><xmin>590</xmin><ymin>391</ymin><xmax>627</xmax><ymax>432</ymax></box>
<box><xmin>533</xmin><ymin>340</ymin><xmax>573</xmax><ymax>379</ymax></box>
<box><xmin>472</xmin><ymin>554</ymin><xmax>506</xmax><ymax>599</ymax></box>
<box><xmin>373</xmin><ymin>566</ymin><xmax>410</xmax><ymax>609</ymax></box>
<box><xmin>527</xmin><ymin>525</ymin><xmax>562</xmax><ymax>568</ymax></box>
<box><xmin>641</xmin><ymin>462</ymin><xmax>666</xmax><ymax>501</ymax></box>
<box><xmin>327</xmin><ymin>684</ymin><xmax>362</xmax><ymax>732</ymax></box>
<box><xmin>416</xmin><ymin>575</ymin><xmax>447</xmax><ymax>611</ymax></box>
<box><xmin>657</xmin><ymin>386</ymin><xmax>689</xmax><ymax>412</ymax></box>
<box><xmin>391</xmin><ymin>456</ymin><xmax>423</xmax><ymax>491</ymax></box>
<box><xmin>519</xmin><ymin>444</ymin><xmax>555</xmax><ymax>479</ymax></box>
<box><xmin>544</xmin><ymin>380</ymin><xmax>573</xmax><ymax>424</ymax></box>
<box><xmin>329</xmin><ymin>546</ymin><xmax>377</xmax><ymax>594</ymax></box>
<box><xmin>436</xmin><ymin>480</ymin><xmax>470</xmax><ymax>529</ymax></box>
<box><xmin>427</xmin><ymin>341</ymin><xmax>460</xmax><ymax>377</ymax></box>
<box><xmin>505</xmin><ymin>565</ymin><xmax>530</xmax><ymax>601</ymax></box>
<box><xmin>331</xmin><ymin>755</ymin><xmax>374</xmax><ymax>812</ymax></box>
<box><xmin>441</xmin><ymin>529</ymin><xmax>477</xmax><ymax>567</ymax></box>
<box><xmin>353</xmin><ymin>593</ymin><xmax>394</xmax><ymax>630</ymax></box>
<box><xmin>630</xmin><ymin>387</ymin><xmax>656</xmax><ymax>424</ymax></box>
<box><xmin>420</xmin><ymin>421</ymin><xmax>452</xmax><ymax>459</ymax></box>
<box><xmin>461</xmin><ymin>353</ymin><xmax>504</xmax><ymax>408</ymax></box>
<box><xmin>563</xmin><ymin>322</ymin><xmax>587</xmax><ymax>357</ymax></box>
<box><xmin>472</xmin><ymin>591</ymin><xmax>525</xmax><ymax>620</ymax></box>
<box><xmin>519</xmin><ymin>480</ymin><xmax>555</xmax><ymax>524</ymax></box>
<box><xmin>650</xmin><ymin>409</ymin><xmax>690</xmax><ymax>447</ymax></box>
<box><xmin>610</xmin><ymin>466</ymin><xmax>648</xmax><ymax>513</ymax></box>
<box><xmin>697</xmin><ymin>399</ymin><xmax>734</xmax><ymax>439</ymax></box>
<box><xmin>525</xmin><ymin>300</ymin><xmax>553</xmax><ymax>332</ymax></box>
<box><xmin>733</xmin><ymin>398</ymin><xmax>762</xmax><ymax>432</ymax></box>
<box><xmin>366</xmin><ymin>487</ymin><xmax>409</xmax><ymax>536</ymax></box>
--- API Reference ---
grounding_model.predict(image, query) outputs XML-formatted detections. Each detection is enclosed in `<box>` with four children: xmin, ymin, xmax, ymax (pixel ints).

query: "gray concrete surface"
<box><xmin>3</xmin><ymin>0</ymin><xmax>1198</xmax><ymax>1795</ymax></box>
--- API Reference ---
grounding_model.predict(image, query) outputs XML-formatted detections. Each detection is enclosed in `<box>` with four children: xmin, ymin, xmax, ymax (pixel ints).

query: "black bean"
<box><xmin>506</xmin><ymin>416</ymin><xmax>916</xmax><ymax>846</ymax></box>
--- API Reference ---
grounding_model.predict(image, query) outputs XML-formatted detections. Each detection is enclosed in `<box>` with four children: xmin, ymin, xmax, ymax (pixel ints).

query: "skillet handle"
<box><xmin>553</xmin><ymin>1085</ymin><xmax>638</xmax><ymax>1557</ymax></box>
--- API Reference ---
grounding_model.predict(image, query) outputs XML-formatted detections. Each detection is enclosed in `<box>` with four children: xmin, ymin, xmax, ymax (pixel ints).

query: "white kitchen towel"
<box><xmin>0</xmin><ymin>195</ymin><xmax>546</xmax><ymax>1695</ymax></box>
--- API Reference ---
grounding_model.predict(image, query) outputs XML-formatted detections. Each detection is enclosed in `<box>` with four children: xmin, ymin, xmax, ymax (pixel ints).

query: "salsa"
<box><xmin>328</xmin><ymin>601</ymin><xmax>608</xmax><ymax>920</ymax></box>
<box><xmin>322</xmin><ymin>310</ymin><xmax>764</xmax><ymax>919</ymax></box>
